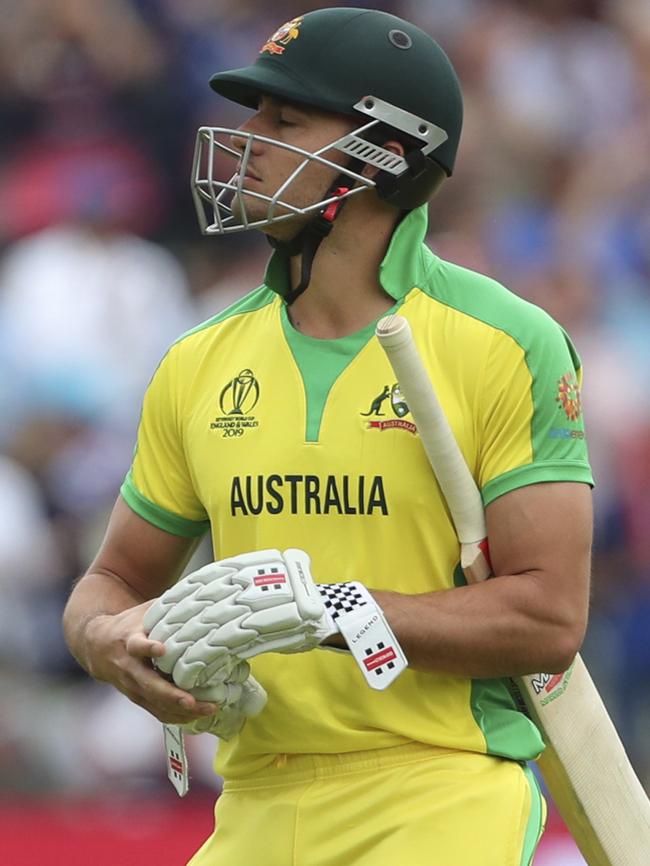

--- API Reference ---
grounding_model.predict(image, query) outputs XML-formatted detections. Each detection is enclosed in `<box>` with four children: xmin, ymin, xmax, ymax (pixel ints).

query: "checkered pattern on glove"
<box><xmin>319</xmin><ymin>582</ymin><xmax>369</xmax><ymax>620</ymax></box>
<box><xmin>144</xmin><ymin>549</ymin><xmax>407</xmax><ymax>692</ymax></box>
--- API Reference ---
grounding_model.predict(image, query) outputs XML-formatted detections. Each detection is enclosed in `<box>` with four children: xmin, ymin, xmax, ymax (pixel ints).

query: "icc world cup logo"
<box><xmin>219</xmin><ymin>369</ymin><xmax>260</xmax><ymax>415</ymax></box>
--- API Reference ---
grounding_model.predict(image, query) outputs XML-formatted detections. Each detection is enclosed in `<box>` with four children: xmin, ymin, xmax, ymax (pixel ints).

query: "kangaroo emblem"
<box><xmin>361</xmin><ymin>385</ymin><xmax>391</xmax><ymax>416</ymax></box>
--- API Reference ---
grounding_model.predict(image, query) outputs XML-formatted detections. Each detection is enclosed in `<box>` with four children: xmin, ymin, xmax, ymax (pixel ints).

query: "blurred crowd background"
<box><xmin>0</xmin><ymin>0</ymin><xmax>649</xmax><ymax>846</ymax></box>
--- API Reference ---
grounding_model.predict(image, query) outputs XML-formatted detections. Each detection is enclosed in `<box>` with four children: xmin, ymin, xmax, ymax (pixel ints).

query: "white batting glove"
<box><xmin>183</xmin><ymin>675</ymin><xmax>268</xmax><ymax>738</ymax></box>
<box><xmin>145</xmin><ymin>549</ymin><xmax>407</xmax><ymax>691</ymax></box>
<box><xmin>144</xmin><ymin>572</ymin><xmax>268</xmax><ymax>738</ymax></box>
<box><xmin>144</xmin><ymin>565</ymin><xmax>250</xmax><ymax>689</ymax></box>
<box><xmin>160</xmin><ymin>675</ymin><xmax>267</xmax><ymax>800</ymax></box>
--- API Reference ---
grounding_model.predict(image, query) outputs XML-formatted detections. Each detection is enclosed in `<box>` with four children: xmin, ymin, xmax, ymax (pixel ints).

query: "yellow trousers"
<box><xmin>188</xmin><ymin>742</ymin><xmax>546</xmax><ymax>866</ymax></box>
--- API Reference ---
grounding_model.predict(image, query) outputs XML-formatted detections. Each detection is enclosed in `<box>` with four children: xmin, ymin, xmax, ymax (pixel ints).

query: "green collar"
<box><xmin>263</xmin><ymin>204</ymin><xmax>430</xmax><ymax>301</ymax></box>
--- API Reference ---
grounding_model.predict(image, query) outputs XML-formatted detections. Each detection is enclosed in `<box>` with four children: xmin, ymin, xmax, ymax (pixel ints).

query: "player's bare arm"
<box><xmin>63</xmin><ymin>496</ymin><xmax>220</xmax><ymax>725</ymax></box>
<box><xmin>371</xmin><ymin>481</ymin><xmax>592</xmax><ymax>678</ymax></box>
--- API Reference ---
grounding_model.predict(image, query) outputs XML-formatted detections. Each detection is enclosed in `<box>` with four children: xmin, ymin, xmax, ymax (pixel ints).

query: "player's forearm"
<box><xmin>372</xmin><ymin>573</ymin><xmax>586</xmax><ymax>679</ymax></box>
<box><xmin>63</xmin><ymin>569</ymin><xmax>148</xmax><ymax>676</ymax></box>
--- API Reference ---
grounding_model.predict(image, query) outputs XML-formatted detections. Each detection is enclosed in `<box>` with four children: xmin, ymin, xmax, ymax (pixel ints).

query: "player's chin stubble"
<box><xmin>231</xmin><ymin>189</ymin><xmax>310</xmax><ymax>238</ymax></box>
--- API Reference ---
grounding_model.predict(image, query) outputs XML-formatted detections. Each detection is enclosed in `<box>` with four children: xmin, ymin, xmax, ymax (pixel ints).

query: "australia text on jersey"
<box><xmin>231</xmin><ymin>474</ymin><xmax>388</xmax><ymax>516</ymax></box>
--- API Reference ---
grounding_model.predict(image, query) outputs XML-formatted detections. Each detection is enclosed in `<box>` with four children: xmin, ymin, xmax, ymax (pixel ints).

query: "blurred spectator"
<box><xmin>0</xmin><ymin>138</ymin><xmax>166</xmax><ymax>241</ymax></box>
<box><xmin>0</xmin><ymin>125</ymin><xmax>200</xmax><ymax>795</ymax></box>
<box><xmin>0</xmin><ymin>214</ymin><xmax>193</xmax><ymax>435</ymax></box>
<box><xmin>0</xmin><ymin>144</ymin><xmax>197</xmax><ymax>501</ymax></box>
<box><xmin>0</xmin><ymin>455</ymin><xmax>65</xmax><ymax>670</ymax></box>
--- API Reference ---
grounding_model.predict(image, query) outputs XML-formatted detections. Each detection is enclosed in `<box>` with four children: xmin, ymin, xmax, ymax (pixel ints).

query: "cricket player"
<box><xmin>63</xmin><ymin>8</ymin><xmax>594</xmax><ymax>865</ymax></box>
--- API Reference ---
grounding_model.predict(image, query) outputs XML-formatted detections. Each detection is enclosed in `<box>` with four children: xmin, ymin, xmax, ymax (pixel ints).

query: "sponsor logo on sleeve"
<box><xmin>556</xmin><ymin>372</ymin><xmax>582</xmax><ymax>421</ymax></box>
<box><xmin>549</xmin><ymin>428</ymin><xmax>585</xmax><ymax>440</ymax></box>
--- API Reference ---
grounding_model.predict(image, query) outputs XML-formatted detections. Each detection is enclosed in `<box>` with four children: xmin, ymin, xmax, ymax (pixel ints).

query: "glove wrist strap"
<box><xmin>163</xmin><ymin>724</ymin><xmax>189</xmax><ymax>797</ymax></box>
<box><xmin>317</xmin><ymin>582</ymin><xmax>407</xmax><ymax>690</ymax></box>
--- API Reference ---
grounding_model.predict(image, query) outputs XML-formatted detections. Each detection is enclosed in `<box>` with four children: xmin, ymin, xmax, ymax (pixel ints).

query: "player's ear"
<box><xmin>360</xmin><ymin>140</ymin><xmax>405</xmax><ymax>179</ymax></box>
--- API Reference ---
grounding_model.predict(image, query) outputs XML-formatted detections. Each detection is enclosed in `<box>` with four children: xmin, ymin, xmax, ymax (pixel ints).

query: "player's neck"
<box><xmin>286</xmin><ymin>201</ymin><xmax>398</xmax><ymax>339</ymax></box>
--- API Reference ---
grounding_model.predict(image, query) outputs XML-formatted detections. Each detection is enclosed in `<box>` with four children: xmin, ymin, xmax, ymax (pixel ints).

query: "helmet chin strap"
<box><xmin>267</xmin><ymin>173</ymin><xmax>353</xmax><ymax>306</ymax></box>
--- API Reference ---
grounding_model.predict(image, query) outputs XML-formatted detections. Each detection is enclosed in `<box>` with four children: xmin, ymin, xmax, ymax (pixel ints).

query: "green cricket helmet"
<box><xmin>192</xmin><ymin>7</ymin><xmax>463</xmax><ymax>239</ymax></box>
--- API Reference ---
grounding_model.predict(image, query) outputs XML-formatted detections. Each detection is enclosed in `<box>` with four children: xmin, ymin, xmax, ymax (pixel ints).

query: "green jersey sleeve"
<box><xmin>478</xmin><ymin>310</ymin><xmax>593</xmax><ymax>506</ymax></box>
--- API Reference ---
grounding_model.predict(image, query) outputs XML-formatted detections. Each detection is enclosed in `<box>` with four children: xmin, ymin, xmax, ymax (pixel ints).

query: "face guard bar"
<box><xmin>191</xmin><ymin>96</ymin><xmax>449</xmax><ymax>236</ymax></box>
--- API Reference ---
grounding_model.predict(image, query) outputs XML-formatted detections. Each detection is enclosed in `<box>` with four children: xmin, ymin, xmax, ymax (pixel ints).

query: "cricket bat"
<box><xmin>376</xmin><ymin>313</ymin><xmax>650</xmax><ymax>866</ymax></box>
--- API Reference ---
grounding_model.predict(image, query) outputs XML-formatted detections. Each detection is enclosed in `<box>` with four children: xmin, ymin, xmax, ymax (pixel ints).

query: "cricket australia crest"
<box><xmin>361</xmin><ymin>382</ymin><xmax>417</xmax><ymax>434</ymax></box>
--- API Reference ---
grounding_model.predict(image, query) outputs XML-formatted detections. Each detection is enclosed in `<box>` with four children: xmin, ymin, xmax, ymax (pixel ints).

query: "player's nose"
<box><xmin>230</xmin><ymin>129</ymin><xmax>246</xmax><ymax>154</ymax></box>
<box><xmin>230</xmin><ymin>117</ymin><xmax>264</xmax><ymax>155</ymax></box>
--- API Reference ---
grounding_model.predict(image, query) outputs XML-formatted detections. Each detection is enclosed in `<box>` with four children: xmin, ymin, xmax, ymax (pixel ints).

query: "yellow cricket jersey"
<box><xmin>121</xmin><ymin>205</ymin><xmax>593</xmax><ymax>780</ymax></box>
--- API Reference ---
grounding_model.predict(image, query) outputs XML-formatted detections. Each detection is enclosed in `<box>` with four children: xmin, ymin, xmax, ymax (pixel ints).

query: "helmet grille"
<box><xmin>336</xmin><ymin>135</ymin><xmax>406</xmax><ymax>175</ymax></box>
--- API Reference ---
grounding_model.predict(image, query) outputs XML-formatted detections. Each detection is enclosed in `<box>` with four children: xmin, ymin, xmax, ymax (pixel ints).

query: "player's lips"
<box><xmin>236</xmin><ymin>165</ymin><xmax>262</xmax><ymax>182</ymax></box>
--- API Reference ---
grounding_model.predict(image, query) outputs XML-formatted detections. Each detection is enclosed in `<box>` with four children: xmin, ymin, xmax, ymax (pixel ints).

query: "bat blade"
<box><xmin>376</xmin><ymin>313</ymin><xmax>650</xmax><ymax>866</ymax></box>
<box><xmin>518</xmin><ymin>656</ymin><xmax>650</xmax><ymax>866</ymax></box>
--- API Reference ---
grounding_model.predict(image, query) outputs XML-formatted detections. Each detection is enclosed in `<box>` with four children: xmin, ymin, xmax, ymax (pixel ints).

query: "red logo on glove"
<box><xmin>363</xmin><ymin>646</ymin><xmax>397</xmax><ymax>671</ymax></box>
<box><xmin>169</xmin><ymin>755</ymin><xmax>184</xmax><ymax>775</ymax></box>
<box><xmin>254</xmin><ymin>573</ymin><xmax>287</xmax><ymax>587</ymax></box>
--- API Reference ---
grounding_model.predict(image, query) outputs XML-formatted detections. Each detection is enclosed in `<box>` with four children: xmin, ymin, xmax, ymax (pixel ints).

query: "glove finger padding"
<box><xmin>189</xmin><ymin>678</ymin><xmax>243</xmax><ymax>705</ymax></box>
<box><xmin>144</xmin><ymin>562</ymin><xmax>250</xmax><ymax>687</ymax></box>
<box><xmin>202</xmin><ymin>549</ymin><xmax>334</xmax><ymax>660</ymax></box>
<box><xmin>183</xmin><ymin>674</ymin><xmax>268</xmax><ymax>739</ymax></box>
<box><xmin>145</xmin><ymin>588</ymin><xmax>240</xmax><ymax>641</ymax></box>
<box><xmin>183</xmin><ymin>703</ymin><xmax>245</xmax><ymax>738</ymax></box>
<box><xmin>164</xmin><ymin>639</ymin><xmax>249</xmax><ymax>690</ymax></box>
<box><xmin>178</xmin><ymin>651</ymin><xmax>250</xmax><ymax>691</ymax></box>
<box><xmin>145</xmin><ymin>563</ymin><xmax>239</xmax><ymax>629</ymax></box>
<box><xmin>144</xmin><ymin>550</ymin><xmax>334</xmax><ymax>687</ymax></box>
<box><xmin>143</xmin><ymin>551</ymin><xmax>285</xmax><ymax>644</ymax></box>
<box><xmin>238</xmin><ymin>677</ymin><xmax>268</xmax><ymax>717</ymax></box>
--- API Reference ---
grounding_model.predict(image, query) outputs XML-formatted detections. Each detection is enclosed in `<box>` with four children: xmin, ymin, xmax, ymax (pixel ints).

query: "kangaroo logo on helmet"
<box><xmin>260</xmin><ymin>16</ymin><xmax>304</xmax><ymax>55</ymax></box>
